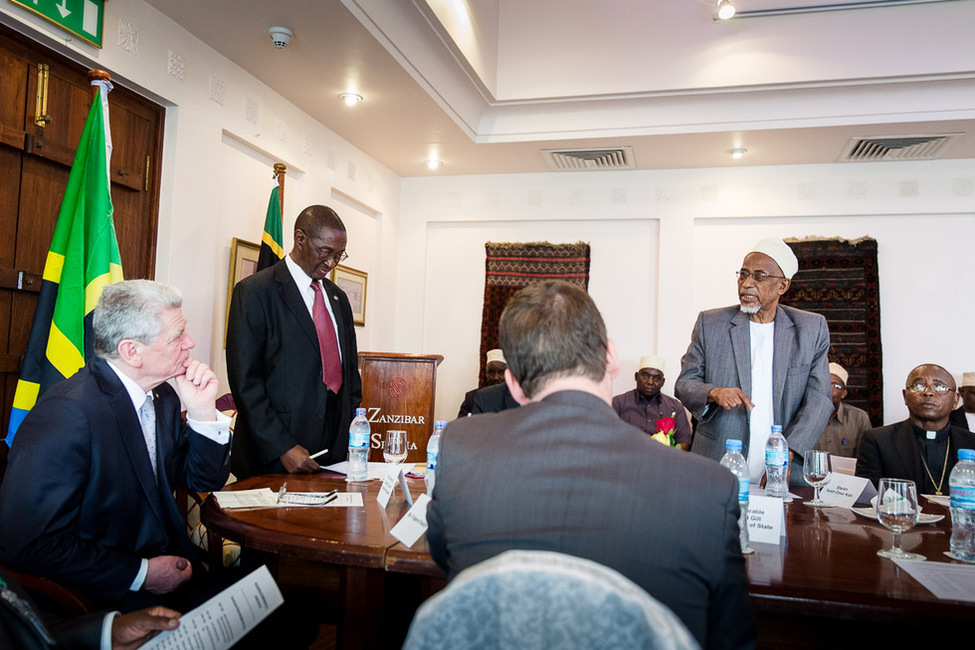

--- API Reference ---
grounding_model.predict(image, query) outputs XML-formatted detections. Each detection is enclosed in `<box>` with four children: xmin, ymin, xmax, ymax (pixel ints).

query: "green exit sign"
<box><xmin>10</xmin><ymin>0</ymin><xmax>105</xmax><ymax>48</ymax></box>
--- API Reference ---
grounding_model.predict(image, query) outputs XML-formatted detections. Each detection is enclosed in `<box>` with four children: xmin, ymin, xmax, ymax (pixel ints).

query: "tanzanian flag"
<box><xmin>6</xmin><ymin>80</ymin><xmax>124</xmax><ymax>445</ymax></box>
<box><xmin>256</xmin><ymin>186</ymin><xmax>284</xmax><ymax>271</ymax></box>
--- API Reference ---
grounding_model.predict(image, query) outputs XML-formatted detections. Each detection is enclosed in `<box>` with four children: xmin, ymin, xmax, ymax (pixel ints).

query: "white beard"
<box><xmin>739</xmin><ymin>302</ymin><xmax>761</xmax><ymax>314</ymax></box>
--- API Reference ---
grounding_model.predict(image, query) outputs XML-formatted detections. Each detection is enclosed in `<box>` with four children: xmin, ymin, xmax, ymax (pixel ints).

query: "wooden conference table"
<box><xmin>202</xmin><ymin>473</ymin><xmax>974</xmax><ymax>649</ymax></box>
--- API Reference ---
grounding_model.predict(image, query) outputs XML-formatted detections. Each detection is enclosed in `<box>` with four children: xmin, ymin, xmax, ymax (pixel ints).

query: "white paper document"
<box><xmin>142</xmin><ymin>565</ymin><xmax>283</xmax><ymax>650</ymax></box>
<box><xmin>322</xmin><ymin>461</ymin><xmax>391</xmax><ymax>480</ymax></box>
<box><xmin>893</xmin><ymin>559</ymin><xmax>975</xmax><ymax>602</ymax></box>
<box><xmin>213</xmin><ymin>489</ymin><xmax>362</xmax><ymax>509</ymax></box>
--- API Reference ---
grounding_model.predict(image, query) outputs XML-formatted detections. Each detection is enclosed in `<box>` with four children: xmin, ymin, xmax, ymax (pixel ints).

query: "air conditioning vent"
<box><xmin>841</xmin><ymin>133</ymin><xmax>962</xmax><ymax>162</ymax></box>
<box><xmin>542</xmin><ymin>146</ymin><xmax>635</xmax><ymax>171</ymax></box>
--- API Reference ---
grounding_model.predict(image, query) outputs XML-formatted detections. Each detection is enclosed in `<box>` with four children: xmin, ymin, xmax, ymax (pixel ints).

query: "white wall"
<box><xmin>401</xmin><ymin>160</ymin><xmax>975</xmax><ymax>424</ymax></box>
<box><xmin>0</xmin><ymin>1</ymin><xmax>401</xmax><ymax>394</ymax></box>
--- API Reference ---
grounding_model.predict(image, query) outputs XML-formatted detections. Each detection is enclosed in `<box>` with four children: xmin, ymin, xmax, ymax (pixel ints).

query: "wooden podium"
<box><xmin>357</xmin><ymin>352</ymin><xmax>444</xmax><ymax>464</ymax></box>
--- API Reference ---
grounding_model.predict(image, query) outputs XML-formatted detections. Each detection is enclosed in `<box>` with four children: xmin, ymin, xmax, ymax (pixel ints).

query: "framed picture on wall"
<box><xmin>225</xmin><ymin>238</ymin><xmax>260</xmax><ymax>345</ymax></box>
<box><xmin>331</xmin><ymin>264</ymin><xmax>368</xmax><ymax>326</ymax></box>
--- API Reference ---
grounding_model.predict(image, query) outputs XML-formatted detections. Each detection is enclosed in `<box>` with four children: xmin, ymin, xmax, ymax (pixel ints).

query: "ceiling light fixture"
<box><xmin>339</xmin><ymin>93</ymin><xmax>363</xmax><ymax>106</ymax></box>
<box><xmin>717</xmin><ymin>0</ymin><xmax>736</xmax><ymax>20</ymax></box>
<box><xmin>426</xmin><ymin>159</ymin><xmax>443</xmax><ymax>170</ymax></box>
<box><xmin>729</xmin><ymin>147</ymin><xmax>747</xmax><ymax>159</ymax></box>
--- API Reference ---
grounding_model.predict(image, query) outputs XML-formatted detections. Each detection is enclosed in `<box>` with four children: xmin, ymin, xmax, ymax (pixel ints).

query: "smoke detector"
<box><xmin>268</xmin><ymin>27</ymin><xmax>294</xmax><ymax>49</ymax></box>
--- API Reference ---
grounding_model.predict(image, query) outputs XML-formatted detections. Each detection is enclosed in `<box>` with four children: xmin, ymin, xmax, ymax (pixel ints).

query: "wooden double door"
<box><xmin>0</xmin><ymin>24</ymin><xmax>164</xmax><ymax>438</ymax></box>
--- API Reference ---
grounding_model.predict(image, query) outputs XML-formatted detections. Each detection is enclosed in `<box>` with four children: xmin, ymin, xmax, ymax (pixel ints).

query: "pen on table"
<box><xmin>309</xmin><ymin>448</ymin><xmax>330</xmax><ymax>460</ymax></box>
<box><xmin>322</xmin><ymin>492</ymin><xmax>339</xmax><ymax>506</ymax></box>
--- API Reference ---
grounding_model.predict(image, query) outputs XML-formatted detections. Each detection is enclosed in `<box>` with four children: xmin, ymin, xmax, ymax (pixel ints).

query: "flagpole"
<box><xmin>88</xmin><ymin>69</ymin><xmax>111</xmax><ymax>94</ymax></box>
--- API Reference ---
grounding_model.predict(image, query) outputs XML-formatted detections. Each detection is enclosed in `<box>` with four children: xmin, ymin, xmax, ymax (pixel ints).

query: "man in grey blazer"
<box><xmin>427</xmin><ymin>281</ymin><xmax>756</xmax><ymax>650</ymax></box>
<box><xmin>675</xmin><ymin>238</ymin><xmax>832</xmax><ymax>485</ymax></box>
<box><xmin>227</xmin><ymin>205</ymin><xmax>362</xmax><ymax>478</ymax></box>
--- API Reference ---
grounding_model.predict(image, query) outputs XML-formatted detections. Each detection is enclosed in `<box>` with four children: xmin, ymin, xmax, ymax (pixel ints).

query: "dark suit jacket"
<box><xmin>0</xmin><ymin>567</ymin><xmax>105</xmax><ymax>650</ymax></box>
<box><xmin>676</xmin><ymin>305</ymin><xmax>833</xmax><ymax>483</ymax></box>
<box><xmin>472</xmin><ymin>382</ymin><xmax>520</xmax><ymax>415</ymax></box>
<box><xmin>457</xmin><ymin>387</ymin><xmax>477</xmax><ymax>418</ymax></box>
<box><xmin>856</xmin><ymin>419</ymin><xmax>975</xmax><ymax>491</ymax></box>
<box><xmin>949</xmin><ymin>407</ymin><xmax>972</xmax><ymax>431</ymax></box>
<box><xmin>227</xmin><ymin>259</ymin><xmax>362</xmax><ymax>477</ymax></box>
<box><xmin>427</xmin><ymin>390</ymin><xmax>756</xmax><ymax>650</ymax></box>
<box><xmin>0</xmin><ymin>359</ymin><xmax>231</xmax><ymax>606</ymax></box>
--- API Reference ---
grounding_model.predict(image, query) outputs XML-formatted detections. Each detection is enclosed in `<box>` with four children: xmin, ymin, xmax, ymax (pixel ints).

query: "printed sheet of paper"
<box><xmin>893</xmin><ymin>559</ymin><xmax>975</xmax><ymax>602</ymax></box>
<box><xmin>322</xmin><ymin>461</ymin><xmax>391</xmax><ymax>480</ymax></box>
<box><xmin>212</xmin><ymin>489</ymin><xmax>277</xmax><ymax>509</ymax></box>
<box><xmin>142</xmin><ymin>565</ymin><xmax>283</xmax><ymax>650</ymax></box>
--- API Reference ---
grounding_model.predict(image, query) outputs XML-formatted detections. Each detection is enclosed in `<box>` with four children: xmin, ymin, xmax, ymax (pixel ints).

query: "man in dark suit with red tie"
<box><xmin>227</xmin><ymin>205</ymin><xmax>362</xmax><ymax>478</ymax></box>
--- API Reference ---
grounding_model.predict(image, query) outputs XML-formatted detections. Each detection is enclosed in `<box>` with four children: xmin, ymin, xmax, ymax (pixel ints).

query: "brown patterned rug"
<box><xmin>477</xmin><ymin>242</ymin><xmax>591</xmax><ymax>386</ymax></box>
<box><xmin>780</xmin><ymin>237</ymin><xmax>882</xmax><ymax>426</ymax></box>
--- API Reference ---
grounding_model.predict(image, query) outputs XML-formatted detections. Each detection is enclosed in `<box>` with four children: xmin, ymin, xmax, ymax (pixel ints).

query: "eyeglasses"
<box><xmin>312</xmin><ymin>245</ymin><xmax>348</xmax><ymax>265</ymax></box>
<box><xmin>906</xmin><ymin>382</ymin><xmax>954</xmax><ymax>395</ymax></box>
<box><xmin>831</xmin><ymin>383</ymin><xmax>845</xmax><ymax>391</ymax></box>
<box><xmin>736</xmin><ymin>270</ymin><xmax>786</xmax><ymax>283</ymax></box>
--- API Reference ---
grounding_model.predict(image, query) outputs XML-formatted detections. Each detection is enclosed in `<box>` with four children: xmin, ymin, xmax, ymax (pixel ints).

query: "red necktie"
<box><xmin>310</xmin><ymin>281</ymin><xmax>343</xmax><ymax>392</ymax></box>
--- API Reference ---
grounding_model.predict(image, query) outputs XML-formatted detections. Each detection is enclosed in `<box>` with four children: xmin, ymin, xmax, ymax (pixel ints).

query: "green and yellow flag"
<box><xmin>6</xmin><ymin>79</ymin><xmax>123</xmax><ymax>445</ymax></box>
<box><xmin>257</xmin><ymin>186</ymin><xmax>284</xmax><ymax>271</ymax></box>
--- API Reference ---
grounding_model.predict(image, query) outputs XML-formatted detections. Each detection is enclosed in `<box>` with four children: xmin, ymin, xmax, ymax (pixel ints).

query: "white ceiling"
<box><xmin>144</xmin><ymin>0</ymin><xmax>975</xmax><ymax>177</ymax></box>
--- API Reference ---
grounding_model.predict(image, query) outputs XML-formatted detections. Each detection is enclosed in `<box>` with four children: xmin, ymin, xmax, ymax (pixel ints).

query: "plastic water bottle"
<box><xmin>347</xmin><ymin>408</ymin><xmax>370</xmax><ymax>482</ymax></box>
<box><xmin>425</xmin><ymin>420</ymin><xmax>445</xmax><ymax>496</ymax></box>
<box><xmin>720</xmin><ymin>439</ymin><xmax>752</xmax><ymax>554</ymax></box>
<box><xmin>949</xmin><ymin>448</ymin><xmax>975</xmax><ymax>562</ymax></box>
<box><xmin>764</xmin><ymin>424</ymin><xmax>790</xmax><ymax>499</ymax></box>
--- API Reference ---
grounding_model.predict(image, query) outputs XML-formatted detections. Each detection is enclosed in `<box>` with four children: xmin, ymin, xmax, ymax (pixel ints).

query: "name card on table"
<box><xmin>821</xmin><ymin>472</ymin><xmax>874</xmax><ymax>508</ymax></box>
<box><xmin>391</xmin><ymin>493</ymin><xmax>431</xmax><ymax>548</ymax></box>
<box><xmin>377</xmin><ymin>464</ymin><xmax>414</xmax><ymax>508</ymax></box>
<box><xmin>747</xmin><ymin>494</ymin><xmax>785</xmax><ymax>544</ymax></box>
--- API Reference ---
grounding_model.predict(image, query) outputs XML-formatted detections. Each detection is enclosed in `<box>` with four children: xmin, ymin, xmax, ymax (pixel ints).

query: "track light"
<box><xmin>717</xmin><ymin>0</ymin><xmax>736</xmax><ymax>20</ymax></box>
<box><xmin>339</xmin><ymin>93</ymin><xmax>363</xmax><ymax>106</ymax></box>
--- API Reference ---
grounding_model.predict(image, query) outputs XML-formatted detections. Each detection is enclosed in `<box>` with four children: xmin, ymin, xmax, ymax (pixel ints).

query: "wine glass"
<box><xmin>383</xmin><ymin>430</ymin><xmax>408</xmax><ymax>465</ymax></box>
<box><xmin>876</xmin><ymin>478</ymin><xmax>925</xmax><ymax>561</ymax></box>
<box><xmin>802</xmin><ymin>450</ymin><xmax>832</xmax><ymax>507</ymax></box>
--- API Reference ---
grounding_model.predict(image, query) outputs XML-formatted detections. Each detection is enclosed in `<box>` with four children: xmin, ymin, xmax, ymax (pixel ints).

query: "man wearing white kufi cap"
<box><xmin>457</xmin><ymin>349</ymin><xmax>512</xmax><ymax>417</ymax></box>
<box><xmin>949</xmin><ymin>371</ymin><xmax>975</xmax><ymax>431</ymax></box>
<box><xmin>813</xmin><ymin>362</ymin><xmax>873</xmax><ymax>458</ymax></box>
<box><xmin>612</xmin><ymin>355</ymin><xmax>692</xmax><ymax>450</ymax></box>
<box><xmin>675</xmin><ymin>237</ymin><xmax>833</xmax><ymax>485</ymax></box>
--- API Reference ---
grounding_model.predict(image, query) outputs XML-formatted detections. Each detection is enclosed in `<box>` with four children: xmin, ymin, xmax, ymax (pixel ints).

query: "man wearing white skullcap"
<box><xmin>612</xmin><ymin>355</ymin><xmax>692</xmax><ymax>450</ymax></box>
<box><xmin>813</xmin><ymin>362</ymin><xmax>873</xmax><ymax>457</ymax></box>
<box><xmin>457</xmin><ymin>349</ymin><xmax>512</xmax><ymax>417</ymax></box>
<box><xmin>675</xmin><ymin>238</ymin><xmax>833</xmax><ymax>485</ymax></box>
<box><xmin>949</xmin><ymin>371</ymin><xmax>975</xmax><ymax>431</ymax></box>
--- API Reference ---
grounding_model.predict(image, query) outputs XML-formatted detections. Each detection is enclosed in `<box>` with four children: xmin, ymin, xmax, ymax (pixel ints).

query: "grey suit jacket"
<box><xmin>426</xmin><ymin>390</ymin><xmax>756</xmax><ymax>650</ymax></box>
<box><xmin>675</xmin><ymin>305</ymin><xmax>833</xmax><ymax>477</ymax></box>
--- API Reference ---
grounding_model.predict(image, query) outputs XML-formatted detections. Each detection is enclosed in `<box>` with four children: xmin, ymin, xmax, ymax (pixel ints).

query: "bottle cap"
<box><xmin>771</xmin><ymin>424</ymin><xmax>783</xmax><ymax>433</ymax></box>
<box><xmin>355</xmin><ymin>407</ymin><xmax>366</xmax><ymax>416</ymax></box>
<box><xmin>959</xmin><ymin>448</ymin><xmax>975</xmax><ymax>461</ymax></box>
<box><xmin>434</xmin><ymin>420</ymin><xmax>446</xmax><ymax>430</ymax></box>
<box><xmin>726</xmin><ymin>439</ymin><xmax>743</xmax><ymax>451</ymax></box>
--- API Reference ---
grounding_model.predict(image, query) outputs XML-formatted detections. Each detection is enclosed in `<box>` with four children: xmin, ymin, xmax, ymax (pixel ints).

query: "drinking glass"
<box><xmin>383</xmin><ymin>430</ymin><xmax>408</xmax><ymax>465</ymax></box>
<box><xmin>802</xmin><ymin>450</ymin><xmax>832</xmax><ymax>507</ymax></box>
<box><xmin>876</xmin><ymin>478</ymin><xmax>924</xmax><ymax>561</ymax></box>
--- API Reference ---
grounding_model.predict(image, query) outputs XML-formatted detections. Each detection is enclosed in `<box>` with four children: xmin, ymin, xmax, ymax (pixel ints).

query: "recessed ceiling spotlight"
<box><xmin>729</xmin><ymin>147</ymin><xmax>747</xmax><ymax>159</ymax></box>
<box><xmin>717</xmin><ymin>0</ymin><xmax>736</xmax><ymax>20</ymax></box>
<box><xmin>426</xmin><ymin>159</ymin><xmax>443</xmax><ymax>170</ymax></box>
<box><xmin>340</xmin><ymin>93</ymin><xmax>363</xmax><ymax>106</ymax></box>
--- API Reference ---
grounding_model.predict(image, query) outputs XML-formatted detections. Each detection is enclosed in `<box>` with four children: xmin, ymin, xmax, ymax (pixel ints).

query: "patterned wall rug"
<box><xmin>779</xmin><ymin>237</ymin><xmax>883</xmax><ymax>426</ymax></box>
<box><xmin>477</xmin><ymin>242</ymin><xmax>591</xmax><ymax>386</ymax></box>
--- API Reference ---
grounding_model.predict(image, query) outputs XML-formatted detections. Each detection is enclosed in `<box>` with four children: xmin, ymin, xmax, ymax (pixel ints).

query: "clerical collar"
<box><xmin>910</xmin><ymin>422</ymin><xmax>949</xmax><ymax>441</ymax></box>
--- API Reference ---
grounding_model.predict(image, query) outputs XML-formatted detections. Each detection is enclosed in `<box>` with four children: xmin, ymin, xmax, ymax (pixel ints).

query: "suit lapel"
<box><xmin>730</xmin><ymin>310</ymin><xmax>751</xmax><ymax>398</ymax></box>
<box><xmin>771</xmin><ymin>306</ymin><xmax>794</xmax><ymax>423</ymax></box>
<box><xmin>90</xmin><ymin>360</ymin><xmax>168</xmax><ymax>529</ymax></box>
<box><xmin>274</xmin><ymin>261</ymin><xmax>320</xmax><ymax>350</ymax></box>
<box><xmin>892</xmin><ymin>420</ymin><xmax>923</xmax><ymax>482</ymax></box>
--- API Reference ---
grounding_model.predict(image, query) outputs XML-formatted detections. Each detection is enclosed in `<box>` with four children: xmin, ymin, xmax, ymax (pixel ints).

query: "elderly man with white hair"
<box><xmin>612</xmin><ymin>355</ymin><xmax>692</xmax><ymax>450</ymax></box>
<box><xmin>814</xmin><ymin>362</ymin><xmax>873</xmax><ymax>458</ymax></box>
<box><xmin>675</xmin><ymin>238</ymin><xmax>833</xmax><ymax>485</ymax></box>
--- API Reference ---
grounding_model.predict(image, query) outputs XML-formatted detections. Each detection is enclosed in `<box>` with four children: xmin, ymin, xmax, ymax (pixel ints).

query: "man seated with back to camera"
<box><xmin>427</xmin><ymin>280</ymin><xmax>756</xmax><ymax>650</ymax></box>
<box><xmin>857</xmin><ymin>363</ymin><xmax>975</xmax><ymax>495</ymax></box>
